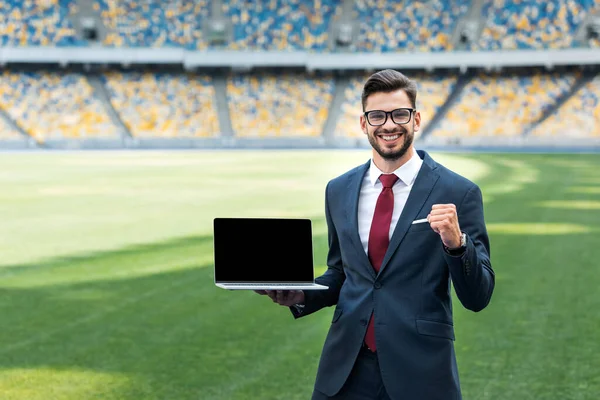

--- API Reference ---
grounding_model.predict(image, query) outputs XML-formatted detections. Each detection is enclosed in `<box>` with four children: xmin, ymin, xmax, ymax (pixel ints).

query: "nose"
<box><xmin>381</xmin><ymin>113</ymin><xmax>399</xmax><ymax>131</ymax></box>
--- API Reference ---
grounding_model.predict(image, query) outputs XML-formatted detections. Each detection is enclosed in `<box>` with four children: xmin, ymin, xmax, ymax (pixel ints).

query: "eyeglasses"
<box><xmin>364</xmin><ymin>108</ymin><xmax>415</xmax><ymax>126</ymax></box>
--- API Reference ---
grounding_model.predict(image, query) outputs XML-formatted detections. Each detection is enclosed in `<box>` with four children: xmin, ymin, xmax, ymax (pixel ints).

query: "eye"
<box><xmin>368</xmin><ymin>111</ymin><xmax>385</xmax><ymax>122</ymax></box>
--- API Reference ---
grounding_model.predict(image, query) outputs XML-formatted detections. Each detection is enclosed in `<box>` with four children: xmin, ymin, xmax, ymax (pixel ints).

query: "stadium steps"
<box><xmin>212</xmin><ymin>74</ymin><xmax>235</xmax><ymax>137</ymax></box>
<box><xmin>86</xmin><ymin>75</ymin><xmax>132</xmax><ymax>140</ymax></box>
<box><xmin>0</xmin><ymin>106</ymin><xmax>43</xmax><ymax>148</ymax></box>
<box><xmin>524</xmin><ymin>69</ymin><xmax>599</xmax><ymax>136</ymax></box>
<box><xmin>72</xmin><ymin>0</ymin><xmax>109</xmax><ymax>43</ymax></box>
<box><xmin>451</xmin><ymin>0</ymin><xmax>486</xmax><ymax>50</ymax></box>
<box><xmin>322</xmin><ymin>74</ymin><xmax>350</xmax><ymax>142</ymax></box>
<box><xmin>574</xmin><ymin>8</ymin><xmax>600</xmax><ymax>47</ymax></box>
<box><xmin>327</xmin><ymin>0</ymin><xmax>359</xmax><ymax>51</ymax></box>
<box><xmin>419</xmin><ymin>73</ymin><xmax>473</xmax><ymax>139</ymax></box>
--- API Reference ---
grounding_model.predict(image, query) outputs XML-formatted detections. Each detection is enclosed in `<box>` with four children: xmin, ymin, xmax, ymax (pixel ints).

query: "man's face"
<box><xmin>360</xmin><ymin>89</ymin><xmax>421</xmax><ymax>161</ymax></box>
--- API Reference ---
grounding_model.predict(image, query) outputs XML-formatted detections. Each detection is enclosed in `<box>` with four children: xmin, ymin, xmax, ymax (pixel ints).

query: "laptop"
<box><xmin>213</xmin><ymin>217</ymin><xmax>328</xmax><ymax>290</ymax></box>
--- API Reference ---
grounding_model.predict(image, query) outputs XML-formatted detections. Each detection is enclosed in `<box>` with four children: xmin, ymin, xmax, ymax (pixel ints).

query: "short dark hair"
<box><xmin>361</xmin><ymin>69</ymin><xmax>417</xmax><ymax>111</ymax></box>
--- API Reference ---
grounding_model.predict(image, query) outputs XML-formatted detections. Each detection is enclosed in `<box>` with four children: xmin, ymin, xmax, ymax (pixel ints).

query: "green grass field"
<box><xmin>0</xmin><ymin>150</ymin><xmax>599</xmax><ymax>400</ymax></box>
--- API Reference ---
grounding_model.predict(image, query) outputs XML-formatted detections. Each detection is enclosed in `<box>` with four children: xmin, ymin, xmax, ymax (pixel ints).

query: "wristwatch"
<box><xmin>444</xmin><ymin>232</ymin><xmax>467</xmax><ymax>256</ymax></box>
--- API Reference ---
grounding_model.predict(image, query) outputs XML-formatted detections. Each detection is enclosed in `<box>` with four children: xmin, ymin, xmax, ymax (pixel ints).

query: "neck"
<box><xmin>372</xmin><ymin>146</ymin><xmax>415</xmax><ymax>173</ymax></box>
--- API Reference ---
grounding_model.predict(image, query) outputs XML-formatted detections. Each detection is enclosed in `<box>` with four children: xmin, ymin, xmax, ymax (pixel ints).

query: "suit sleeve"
<box><xmin>290</xmin><ymin>181</ymin><xmax>346</xmax><ymax>318</ymax></box>
<box><xmin>445</xmin><ymin>183</ymin><xmax>495</xmax><ymax>312</ymax></box>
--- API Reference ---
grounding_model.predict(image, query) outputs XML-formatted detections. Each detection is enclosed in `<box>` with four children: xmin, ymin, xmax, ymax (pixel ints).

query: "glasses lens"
<box><xmin>392</xmin><ymin>109</ymin><xmax>411</xmax><ymax>123</ymax></box>
<box><xmin>367</xmin><ymin>111</ymin><xmax>386</xmax><ymax>125</ymax></box>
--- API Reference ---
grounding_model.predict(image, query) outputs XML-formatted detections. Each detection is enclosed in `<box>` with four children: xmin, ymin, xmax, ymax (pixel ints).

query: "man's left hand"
<box><xmin>428</xmin><ymin>204</ymin><xmax>462</xmax><ymax>249</ymax></box>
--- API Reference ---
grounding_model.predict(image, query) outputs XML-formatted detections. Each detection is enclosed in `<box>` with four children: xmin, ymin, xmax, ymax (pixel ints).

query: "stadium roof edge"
<box><xmin>0</xmin><ymin>47</ymin><xmax>599</xmax><ymax>70</ymax></box>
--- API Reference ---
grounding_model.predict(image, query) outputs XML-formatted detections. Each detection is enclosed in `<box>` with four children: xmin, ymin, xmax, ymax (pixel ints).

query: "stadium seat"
<box><xmin>223</xmin><ymin>0</ymin><xmax>338</xmax><ymax>51</ymax></box>
<box><xmin>102</xmin><ymin>72</ymin><xmax>219</xmax><ymax>137</ymax></box>
<box><xmin>334</xmin><ymin>76</ymin><xmax>366</xmax><ymax>138</ymax></box>
<box><xmin>0</xmin><ymin>116</ymin><xmax>21</xmax><ymax>139</ymax></box>
<box><xmin>0</xmin><ymin>0</ymin><xmax>86</xmax><ymax>46</ymax></box>
<box><xmin>0</xmin><ymin>71</ymin><xmax>119</xmax><ymax>140</ymax></box>
<box><xmin>353</xmin><ymin>0</ymin><xmax>469</xmax><ymax>52</ymax></box>
<box><xmin>98</xmin><ymin>0</ymin><xmax>338</xmax><ymax>50</ymax></box>
<box><xmin>227</xmin><ymin>72</ymin><xmax>334</xmax><ymax>137</ymax></box>
<box><xmin>475</xmin><ymin>0</ymin><xmax>600</xmax><ymax>50</ymax></box>
<box><xmin>97</xmin><ymin>0</ymin><xmax>210</xmax><ymax>49</ymax></box>
<box><xmin>434</xmin><ymin>70</ymin><xmax>578</xmax><ymax>137</ymax></box>
<box><xmin>334</xmin><ymin>73</ymin><xmax>456</xmax><ymax>138</ymax></box>
<box><xmin>531</xmin><ymin>75</ymin><xmax>600</xmax><ymax>137</ymax></box>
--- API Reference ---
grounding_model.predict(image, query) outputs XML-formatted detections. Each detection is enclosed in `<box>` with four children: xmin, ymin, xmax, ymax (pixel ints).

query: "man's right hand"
<box><xmin>254</xmin><ymin>290</ymin><xmax>305</xmax><ymax>307</ymax></box>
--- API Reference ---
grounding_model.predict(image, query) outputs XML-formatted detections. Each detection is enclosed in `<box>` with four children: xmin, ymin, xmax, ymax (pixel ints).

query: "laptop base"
<box><xmin>216</xmin><ymin>283</ymin><xmax>328</xmax><ymax>290</ymax></box>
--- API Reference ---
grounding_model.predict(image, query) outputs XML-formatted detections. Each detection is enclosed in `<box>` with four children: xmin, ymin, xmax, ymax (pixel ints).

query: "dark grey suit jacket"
<box><xmin>292</xmin><ymin>150</ymin><xmax>495</xmax><ymax>400</ymax></box>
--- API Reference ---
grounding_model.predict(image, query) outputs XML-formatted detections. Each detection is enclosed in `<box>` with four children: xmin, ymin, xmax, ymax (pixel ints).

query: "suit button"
<box><xmin>374</xmin><ymin>282</ymin><xmax>382</xmax><ymax>289</ymax></box>
<box><xmin>360</xmin><ymin>319</ymin><xmax>367</xmax><ymax>326</ymax></box>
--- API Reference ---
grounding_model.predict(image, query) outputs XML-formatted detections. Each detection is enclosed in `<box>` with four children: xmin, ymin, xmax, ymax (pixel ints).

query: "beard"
<box><xmin>367</xmin><ymin>125</ymin><xmax>414</xmax><ymax>161</ymax></box>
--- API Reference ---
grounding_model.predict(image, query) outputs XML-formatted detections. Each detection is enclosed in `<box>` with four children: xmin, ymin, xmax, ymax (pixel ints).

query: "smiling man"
<box><xmin>257</xmin><ymin>69</ymin><xmax>495</xmax><ymax>400</ymax></box>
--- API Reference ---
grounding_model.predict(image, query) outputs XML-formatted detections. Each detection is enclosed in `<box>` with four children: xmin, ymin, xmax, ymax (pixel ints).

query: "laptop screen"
<box><xmin>213</xmin><ymin>218</ymin><xmax>315</xmax><ymax>283</ymax></box>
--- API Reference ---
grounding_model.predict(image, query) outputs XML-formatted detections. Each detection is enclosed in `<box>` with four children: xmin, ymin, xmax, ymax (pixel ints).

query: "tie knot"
<box><xmin>379</xmin><ymin>174</ymin><xmax>399</xmax><ymax>188</ymax></box>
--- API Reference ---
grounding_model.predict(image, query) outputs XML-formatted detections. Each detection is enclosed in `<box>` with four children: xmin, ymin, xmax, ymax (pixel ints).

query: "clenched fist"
<box><xmin>427</xmin><ymin>204</ymin><xmax>462</xmax><ymax>249</ymax></box>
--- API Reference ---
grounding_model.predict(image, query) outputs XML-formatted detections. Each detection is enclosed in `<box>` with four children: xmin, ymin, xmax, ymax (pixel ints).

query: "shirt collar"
<box><xmin>368</xmin><ymin>149</ymin><xmax>422</xmax><ymax>187</ymax></box>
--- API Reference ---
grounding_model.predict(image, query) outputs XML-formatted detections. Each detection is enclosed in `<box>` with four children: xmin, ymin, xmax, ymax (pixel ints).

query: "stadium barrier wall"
<box><xmin>2</xmin><ymin>47</ymin><xmax>600</xmax><ymax>70</ymax></box>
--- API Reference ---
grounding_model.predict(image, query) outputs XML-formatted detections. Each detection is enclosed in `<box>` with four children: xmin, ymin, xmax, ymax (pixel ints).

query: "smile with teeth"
<box><xmin>380</xmin><ymin>134</ymin><xmax>400</xmax><ymax>141</ymax></box>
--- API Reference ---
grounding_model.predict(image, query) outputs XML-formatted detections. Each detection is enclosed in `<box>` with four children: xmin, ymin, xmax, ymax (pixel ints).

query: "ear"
<box><xmin>413</xmin><ymin>110</ymin><xmax>421</xmax><ymax>132</ymax></box>
<box><xmin>360</xmin><ymin>113</ymin><xmax>368</xmax><ymax>135</ymax></box>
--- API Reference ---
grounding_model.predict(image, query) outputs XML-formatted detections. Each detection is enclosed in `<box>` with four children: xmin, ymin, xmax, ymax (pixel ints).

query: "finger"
<box><xmin>431</xmin><ymin>204</ymin><xmax>456</xmax><ymax>210</ymax></box>
<box><xmin>280</xmin><ymin>290</ymin><xmax>298</xmax><ymax>305</ymax></box>
<box><xmin>427</xmin><ymin>214</ymin><xmax>453</xmax><ymax>223</ymax></box>
<box><xmin>284</xmin><ymin>290</ymin><xmax>297</xmax><ymax>301</ymax></box>
<box><xmin>254</xmin><ymin>290</ymin><xmax>268</xmax><ymax>295</ymax></box>
<box><xmin>276</xmin><ymin>290</ymin><xmax>287</xmax><ymax>304</ymax></box>
<box><xmin>429</xmin><ymin>208</ymin><xmax>456</xmax><ymax>217</ymax></box>
<box><xmin>428</xmin><ymin>212</ymin><xmax>453</xmax><ymax>219</ymax></box>
<box><xmin>429</xmin><ymin>221</ymin><xmax>442</xmax><ymax>234</ymax></box>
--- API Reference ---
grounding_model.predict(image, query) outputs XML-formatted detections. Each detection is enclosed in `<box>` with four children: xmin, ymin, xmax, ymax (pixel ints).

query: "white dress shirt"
<box><xmin>357</xmin><ymin>149</ymin><xmax>424</xmax><ymax>255</ymax></box>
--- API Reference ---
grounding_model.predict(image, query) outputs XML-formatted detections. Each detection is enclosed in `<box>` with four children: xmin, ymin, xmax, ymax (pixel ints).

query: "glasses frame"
<box><xmin>364</xmin><ymin>108</ymin><xmax>416</xmax><ymax>126</ymax></box>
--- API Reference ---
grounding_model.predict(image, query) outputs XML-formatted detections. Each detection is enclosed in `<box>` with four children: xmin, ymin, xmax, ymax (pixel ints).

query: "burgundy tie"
<box><xmin>364</xmin><ymin>173</ymin><xmax>399</xmax><ymax>352</ymax></box>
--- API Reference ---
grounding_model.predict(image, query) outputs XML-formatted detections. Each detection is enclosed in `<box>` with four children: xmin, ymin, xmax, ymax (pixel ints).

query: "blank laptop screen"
<box><xmin>213</xmin><ymin>218</ymin><xmax>314</xmax><ymax>283</ymax></box>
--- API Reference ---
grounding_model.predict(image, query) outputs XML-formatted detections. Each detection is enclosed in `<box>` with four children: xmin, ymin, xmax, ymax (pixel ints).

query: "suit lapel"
<box><xmin>377</xmin><ymin>151</ymin><xmax>440</xmax><ymax>277</ymax></box>
<box><xmin>345</xmin><ymin>160</ymin><xmax>376</xmax><ymax>278</ymax></box>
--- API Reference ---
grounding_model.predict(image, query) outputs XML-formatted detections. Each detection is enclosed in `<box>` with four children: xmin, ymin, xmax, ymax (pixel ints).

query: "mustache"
<box><xmin>374</xmin><ymin>127</ymin><xmax>407</xmax><ymax>136</ymax></box>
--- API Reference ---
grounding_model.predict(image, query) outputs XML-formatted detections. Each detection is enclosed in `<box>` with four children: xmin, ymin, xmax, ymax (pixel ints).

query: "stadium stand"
<box><xmin>354</xmin><ymin>0</ymin><xmax>469</xmax><ymax>52</ymax></box>
<box><xmin>97</xmin><ymin>0</ymin><xmax>338</xmax><ymax>50</ymax></box>
<box><xmin>0</xmin><ymin>71</ymin><xmax>119</xmax><ymax>140</ymax></box>
<box><xmin>2</xmin><ymin>0</ymin><xmax>598</xmax><ymax>53</ymax></box>
<box><xmin>334</xmin><ymin>73</ymin><xmax>456</xmax><ymax>137</ymax></box>
<box><xmin>432</xmin><ymin>70</ymin><xmax>578</xmax><ymax>137</ymax></box>
<box><xmin>223</xmin><ymin>0</ymin><xmax>339</xmax><ymax>51</ymax></box>
<box><xmin>97</xmin><ymin>0</ymin><xmax>210</xmax><ymax>48</ymax></box>
<box><xmin>475</xmin><ymin>0</ymin><xmax>600</xmax><ymax>50</ymax></box>
<box><xmin>0</xmin><ymin>1</ymin><xmax>599</xmax><ymax>147</ymax></box>
<box><xmin>531</xmin><ymin>75</ymin><xmax>600</xmax><ymax>137</ymax></box>
<box><xmin>227</xmin><ymin>72</ymin><xmax>334</xmax><ymax>137</ymax></box>
<box><xmin>0</xmin><ymin>0</ymin><xmax>85</xmax><ymax>46</ymax></box>
<box><xmin>333</xmin><ymin>76</ymin><xmax>365</xmax><ymax>137</ymax></box>
<box><xmin>102</xmin><ymin>72</ymin><xmax>220</xmax><ymax>137</ymax></box>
